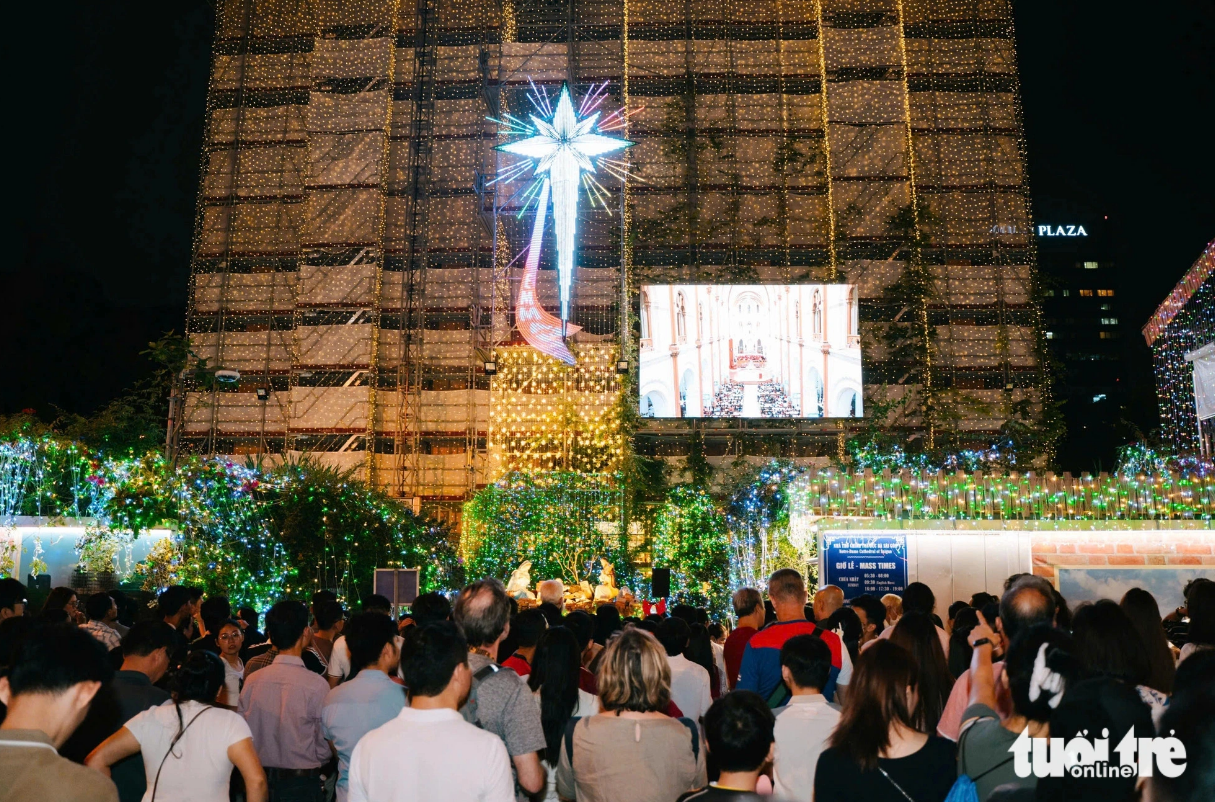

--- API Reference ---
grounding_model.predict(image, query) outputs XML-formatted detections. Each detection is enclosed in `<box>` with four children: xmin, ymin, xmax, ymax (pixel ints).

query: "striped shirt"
<box><xmin>736</xmin><ymin>620</ymin><xmax>844</xmax><ymax>704</ymax></box>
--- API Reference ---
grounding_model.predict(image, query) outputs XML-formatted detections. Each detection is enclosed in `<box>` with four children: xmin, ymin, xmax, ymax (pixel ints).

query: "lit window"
<box><xmin>1061</xmin><ymin>289</ymin><xmax>1070</xmax><ymax>297</ymax></box>
<box><xmin>1043</xmin><ymin>289</ymin><xmax>1055</xmax><ymax>297</ymax></box>
<box><xmin>1045</xmin><ymin>331</ymin><xmax>1055</xmax><ymax>339</ymax></box>
<box><xmin>1100</xmin><ymin>303</ymin><xmax>1111</xmax><ymax>310</ymax></box>
<box><xmin>1101</xmin><ymin>318</ymin><xmax>1118</xmax><ymax>326</ymax></box>
<box><xmin>1078</xmin><ymin>289</ymin><xmax>1093</xmax><ymax>297</ymax></box>
<box><xmin>1097</xmin><ymin>289</ymin><xmax>1115</xmax><ymax>297</ymax></box>
<box><xmin>1099</xmin><ymin>331</ymin><xmax>1119</xmax><ymax>339</ymax></box>
<box><xmin>1083</xmin><ymin>261</ymin><xmax>1099</xmax><ymax>269</ymax></box>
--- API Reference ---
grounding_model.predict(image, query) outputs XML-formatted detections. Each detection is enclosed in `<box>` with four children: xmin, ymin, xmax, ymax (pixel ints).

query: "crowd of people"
<box><xmin>0</xmin><ymin>568</ymin><xmax>1212</xmax><ymax>802</ymax></box>
<box><xmin>756</xmin><ymin>382</ymin><xmax>797</xmax><ymax>418</ymax></box>
<box><xmin>706</xmin><ymin>383</ymin><xmax>744</xmax><ymax>417</ymax></box>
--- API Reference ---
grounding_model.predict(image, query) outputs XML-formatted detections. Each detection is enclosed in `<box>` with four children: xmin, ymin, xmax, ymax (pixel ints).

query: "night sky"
<box><xmin>3</xmin><ymin>1</ymin><xmax>1212</xmax><ymax>459</ymax></box>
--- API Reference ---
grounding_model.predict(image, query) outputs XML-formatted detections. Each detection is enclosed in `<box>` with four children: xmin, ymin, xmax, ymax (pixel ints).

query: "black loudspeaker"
<box><xmin>651</xmin><ymin>568</ymin><xmax>671</xmax><ymax>598</ymax></box>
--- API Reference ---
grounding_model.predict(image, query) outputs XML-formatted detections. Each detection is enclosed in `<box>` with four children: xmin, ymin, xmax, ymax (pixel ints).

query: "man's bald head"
<box><xmin>538</xmin><ymin>579</ymin><xmax>565</xmax><ymax>608</ymax></box>
<box><xmin>453</xmin><ymin>578</ymin><xmax>511</xmax><ymax>648</ymax></box>
<box><xmin>998</xmin><ymin>576</ymin><xmax>1057</xmax><ymax>641</ymax></box>
<box><xmin>813</xmin><ymin>585</ymin><xmax>844</xmax><ymax>621</ymax></box>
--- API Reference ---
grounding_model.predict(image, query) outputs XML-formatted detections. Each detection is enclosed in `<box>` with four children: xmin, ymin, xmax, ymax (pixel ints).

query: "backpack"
<box><xmin>943</xmin><ymin>774</ymin><xmax>981</xmax><ymax>802</ymax></box>
<box><xmin>563</xmin><ymin>716</ymin><xmax>700</xmax><ymax>765</ymax></box>
<box><xmin>942</xmin><ymin>757</ymin><xmax>1017</xmax><ymax>802</ymax></box>
<box><xmin>766</xmin><ymin>625</ymin><xmax>823</xmax><ymax>708</ymax></box>
<box><xmin>459</xmin><ymin>663</ymin><xmax>501</xmax><ymax>727</ymax></box>
<box><xmin>946</xmin><ymin>720</ymin><xmax>1017</xmax><ymax>802</ymax></box>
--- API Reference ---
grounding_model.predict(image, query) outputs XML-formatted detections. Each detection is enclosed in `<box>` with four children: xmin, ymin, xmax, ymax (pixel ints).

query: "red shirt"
<box><xmin>723</xmin><ymin>626</ymin><xmax>757</xmax><ymax>690</ymax></box>
<box><xmin>579</xmin><ymin>666</ymin><xmax>597</xmax><ymax>695</ymax></box>
<box><xmin>502</xmin><ymin>653</ymin><xmax>531</xmax><ymax>678</ymax></box>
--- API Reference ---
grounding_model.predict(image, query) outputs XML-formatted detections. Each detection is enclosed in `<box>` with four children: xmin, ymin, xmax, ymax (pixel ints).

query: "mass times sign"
<box><xmin>822</xmin><ymin>534</ymin><xmax>908</xmax><ymax>600</ymax></box>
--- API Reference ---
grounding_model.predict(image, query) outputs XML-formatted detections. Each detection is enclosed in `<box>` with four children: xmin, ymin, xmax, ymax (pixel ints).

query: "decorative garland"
<box><xmin>5</xmin><ymin>426</ymin><xmax>1211</xmax><ymax>615</ymax></box>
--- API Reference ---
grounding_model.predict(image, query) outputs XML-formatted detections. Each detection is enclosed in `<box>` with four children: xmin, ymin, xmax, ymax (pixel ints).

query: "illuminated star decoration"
<box><xmin>492</xmin><ymin>82</ymin><xmax>634</xmax><ymax>364</ymax></box>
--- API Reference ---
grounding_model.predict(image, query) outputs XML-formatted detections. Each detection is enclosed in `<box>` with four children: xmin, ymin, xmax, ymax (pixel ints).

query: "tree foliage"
<box><xmin>651</xmin><ymin>485</ymin><xmax>731</xmax><ymax>616</ymax></box>
<box><xmin>461</xmin><ymin>471</ymin><xmax>628</xmax><ymax>590</ymax></box>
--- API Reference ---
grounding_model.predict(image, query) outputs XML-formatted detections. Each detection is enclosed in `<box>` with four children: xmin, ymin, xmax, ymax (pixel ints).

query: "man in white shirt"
<box><xmin>348</xmin><ymin>620</ymin><xmax>515</xmax><ymax>802</ymax></box>
<box><xmin>772</xmin><ymin>633</ymin><xmax>841</xmax><ymax>801</ymax></box>
<box><xmin>657</xmin><ymin>617</ymin><xmax>712</xmax><ymax>723</ymax></box>
<box><xmin>327</xmin><ymin>595</ymin><xmax>404</xmax><ymax>687</ymax></box>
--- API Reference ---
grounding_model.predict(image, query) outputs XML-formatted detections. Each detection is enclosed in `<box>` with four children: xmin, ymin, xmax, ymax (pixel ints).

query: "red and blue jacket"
<box><xmin>736</xmin><ymin>619</ymin><xmax>843</xmax><ymax>704</ymax></box>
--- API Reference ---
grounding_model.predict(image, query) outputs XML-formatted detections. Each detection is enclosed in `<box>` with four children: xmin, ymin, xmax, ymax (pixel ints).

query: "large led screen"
<box><xmin>639</xmin><ymin>284</ymin><xmax>862</xmax><ymax>419</ymax></box>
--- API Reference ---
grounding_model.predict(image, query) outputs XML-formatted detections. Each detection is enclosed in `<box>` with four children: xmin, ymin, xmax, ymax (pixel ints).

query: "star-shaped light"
<box><xmin>498</xmin><ymin>85</ymin><xmax>633</xmax><ymax>325</ymax></box>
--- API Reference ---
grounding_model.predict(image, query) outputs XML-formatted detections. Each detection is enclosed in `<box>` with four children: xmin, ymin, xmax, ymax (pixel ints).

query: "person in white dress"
<box><xmin>528</xmin><ymin>627</ymin><xmax>600</xmax><ymax>802</ymax></box>
<box><xmin>215</xmin><ymin>619</ymin><xmax>244</xmax><ymax>709</ymax></box>
<box><xmin>86</xmin><ymin>650</ymin><xmax>267</xmax><ymax>802</ymax></box>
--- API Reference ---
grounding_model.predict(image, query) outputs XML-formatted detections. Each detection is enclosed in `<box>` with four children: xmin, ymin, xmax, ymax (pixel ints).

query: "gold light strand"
<box><xmin>814</xmin><ymin>0</ymin><xmax>838</xmax><ymax>282</ymax></box>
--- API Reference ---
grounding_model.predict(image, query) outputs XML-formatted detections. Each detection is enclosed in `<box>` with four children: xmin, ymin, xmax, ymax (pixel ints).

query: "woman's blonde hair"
<box><xmin>596</xmin><ymin>628</ymin><xmax>671</xmax><ymax>713</ymax></box>
<box><xmin>881</xmin><ymin>593</ymin><xmax>903</xmax><ymax>624</ymax></box>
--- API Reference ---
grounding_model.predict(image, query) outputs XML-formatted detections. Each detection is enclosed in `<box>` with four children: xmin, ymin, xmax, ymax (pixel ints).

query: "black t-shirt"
<box><xmin>814</xmin><ymin>736</ymin><xmax>958</xmax><ymax>802</ymax></box>
<box><xmin>677</xmin><ymin>785</ymin><xmax>767</xmax><ymax>802</ymax></box>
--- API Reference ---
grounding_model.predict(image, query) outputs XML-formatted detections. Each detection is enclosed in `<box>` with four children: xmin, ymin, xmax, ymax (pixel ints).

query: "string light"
<box><xmin>0</xmin><ymin>433</ymin><xmax>461</xmax><ymax>607</ymax></box>
<box><xmin>488</xmin><ymin>345</ymin><xmax>624</xmax><ymax>476</ymax></box>
<box><xmin>1143</xmin><ymin>240</ymin><xmax>1215</xmax><ymax>455</ymax></box>
<box><xmin>461</xmin><ymin>470</ymin><xmax>630</xmax><ymax>591</ymax></box>
<box><xmin>651</xmin><ymin>485</ymin><xmax>731</xmax><ymax>616</ymax></box>
<box><xmin>180</xmin><ymin>0</ymin><xmax>1052</xmax><ymax>510</ymax></box>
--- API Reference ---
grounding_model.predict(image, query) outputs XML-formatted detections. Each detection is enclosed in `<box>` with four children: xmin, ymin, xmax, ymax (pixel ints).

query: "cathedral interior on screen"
<box><xmin>639</xmin><ymin>284</ymin><xmax>863</xmax><ymax>419</ymax></box>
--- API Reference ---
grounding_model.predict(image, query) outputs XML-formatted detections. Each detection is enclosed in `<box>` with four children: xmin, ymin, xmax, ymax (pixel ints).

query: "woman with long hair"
<box><xmin>947</xmin><ymin>607</ymin><xmax>979</xmax><ymax>678</ymax></box>
<box><xmin>888</xmin><ymin>612</ymin><xmax>955</xmax><ymax>734</ymax></box>
<box><xmin>556</xmin><ymin>628</ymin><xmax>705</xmax><ymax>802</ymax></box>
<box><xmin>1179</xmin><ymin>579</ymin><xmax>1215</xmax><ymax>662</ymax></box>
<box><xmin>684</xmin><ymin>623</ymin><xmax>721</xmax><ymax>700</ymax></box>
<box><xmin>42</xmin><ymin>586</ymin><xmax>80</xmax><ymax>623</ymax></box>
<box><xmin>529</xmin><ymin>626</ymin><xmax>599</xmax><ymax>802</ymax></box>
<box><xmin>1119</xmin><ymin>588</ymin><xmax>1175</xmax><ymax>694</ymax></box>
<box><xmin>814</xmin><ymin>640</ymin><xmax>957</xmax><ymax>802</ymax></box>
<box><xmin>86</xmin><ymin>650</ymin><xmax>267</xmax><ymax>801</ymax></box>
<box><xmin>1071</xmin><ymin>600</ymin><xmax>1166</xmax><ymax>715</ymax></box>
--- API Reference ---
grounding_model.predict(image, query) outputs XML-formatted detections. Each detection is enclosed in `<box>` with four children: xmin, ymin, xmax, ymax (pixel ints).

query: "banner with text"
<box><xmin>822</xmin><ymin>534</ymin><xmax>908</xmax><ymax>599</ymax></box>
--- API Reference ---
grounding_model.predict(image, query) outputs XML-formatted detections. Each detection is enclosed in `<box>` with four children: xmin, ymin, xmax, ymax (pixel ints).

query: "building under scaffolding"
<box><xmin>177</xmin><ymin>0</ymin><xmax>1044</xmax><ymax>517</ymax></box>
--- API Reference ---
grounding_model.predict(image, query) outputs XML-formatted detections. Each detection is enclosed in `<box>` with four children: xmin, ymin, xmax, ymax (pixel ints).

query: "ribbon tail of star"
<box><xmin>492</xmin><ymin>80</ymin><xmax>636</xmax><ymax>355</ymax></box>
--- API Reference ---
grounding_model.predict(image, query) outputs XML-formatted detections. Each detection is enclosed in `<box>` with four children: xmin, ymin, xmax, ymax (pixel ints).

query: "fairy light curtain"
<box><xmin>1144</xmin><ymin>240</ymin><xmax>1215</xmax><ymax>454</ymax></box>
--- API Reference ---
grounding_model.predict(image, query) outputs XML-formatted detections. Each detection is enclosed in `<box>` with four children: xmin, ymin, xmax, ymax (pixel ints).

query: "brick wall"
<box><xmin>1031</xmin><ymin>528</ymin><xmax>1215</xmax><ymax>581</ymax></box>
